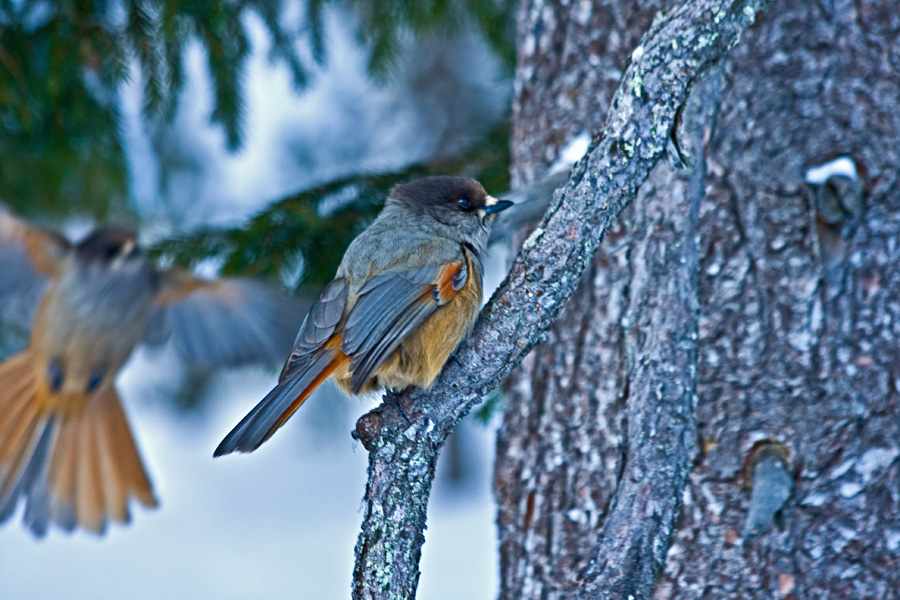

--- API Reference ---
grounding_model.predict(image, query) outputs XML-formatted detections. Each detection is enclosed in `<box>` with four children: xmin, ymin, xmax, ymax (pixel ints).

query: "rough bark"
<box><xmin>577</xmin><ymin>70</ymin><xmax>718</xmax><ymax>600</ymax></box>
<box><xmin>500</xmin><ymin>0</ymin><xmax>900</xmax><ymax>598</ymax></box>
<box><xmin>350</xmin><ymin>0</ymin><xmax>771</xmax><ymax>597</ymax></box>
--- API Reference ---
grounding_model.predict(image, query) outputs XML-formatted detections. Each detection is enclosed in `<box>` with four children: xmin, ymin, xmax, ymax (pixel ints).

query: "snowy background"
<box><xmin>0</xmin><ymin>8</ymin><xmax>510</xmax><ymax>599</ymax></box>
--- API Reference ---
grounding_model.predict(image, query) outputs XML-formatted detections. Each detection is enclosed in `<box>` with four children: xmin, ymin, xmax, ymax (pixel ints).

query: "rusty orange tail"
<box><xmin>0</xmin><ymin>351</ymin><xmax>157</xmax><ymax>536</ymax></box>
<box><xmin>215</xmin><ymin>348</ymin><xmax>345</xmax><ymax>456</ymax></box>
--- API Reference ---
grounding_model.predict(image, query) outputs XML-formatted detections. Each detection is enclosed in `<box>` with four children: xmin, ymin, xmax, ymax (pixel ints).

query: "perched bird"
<box><xmin>215</xmin><ymin>176</ymin><xmax>513</xmax><ymax>456</ymax></box>
<box><xmin>0</xmin><ymin>207</ymin><xmax>299</xmax><ymax>536</ymax></box>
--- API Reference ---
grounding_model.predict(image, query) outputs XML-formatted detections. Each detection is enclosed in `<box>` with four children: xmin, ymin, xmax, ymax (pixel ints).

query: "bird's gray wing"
<box><xmin>342</xmin><ymin>258</ymin><xmax>468</xmax><ymax>393</ymax></box>
<box><xmin>0</xmin><ymin>206</ymin><xmax>70</xmax><ymax>326</ymax></box>
<box><xmin>145</xmin><ymin>270</ymin><xmax>303</xmax><ymax>367</ymax></box>
<box><xmin>277</xmin><ymin>277</ymin><xmax>349</xmax><ymax>382</ymax></box>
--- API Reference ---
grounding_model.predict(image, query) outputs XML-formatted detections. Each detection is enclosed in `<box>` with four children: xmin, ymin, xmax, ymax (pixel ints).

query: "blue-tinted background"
<box><xmin>0</xmin><ymin>5</ymin><xmax>512</xmax><ymax>598</ymax></box>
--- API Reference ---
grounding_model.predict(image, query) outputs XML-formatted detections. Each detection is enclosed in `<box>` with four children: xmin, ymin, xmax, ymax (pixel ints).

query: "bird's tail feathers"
<box><xmin>0</xmin><ymin>352</ymin><xmax>157</xmax><ymax>536</ymax></box>
<box><xmin>0</xmin><ymin>352</ymin><xmax>46</xmax><ymax>524</ymax></box>
<box><xmin>215</xmin><ymin>348</ymin><xmax>343</xmax><ymax>456</ymax></box>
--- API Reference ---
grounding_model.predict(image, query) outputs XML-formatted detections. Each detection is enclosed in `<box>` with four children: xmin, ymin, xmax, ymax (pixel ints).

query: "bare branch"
<box><xmin>351</xmin><ymin>0</ymin><xmax>774</xmax><ymax>597</ymax></box>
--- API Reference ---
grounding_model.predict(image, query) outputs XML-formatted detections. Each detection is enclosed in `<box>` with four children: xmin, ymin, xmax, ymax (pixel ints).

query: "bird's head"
<box><xmin>75</xmin><ymin>227</ymin><xmax>143</xmax><ymax>267</ymax></box>
<box><xmin>386</xmin><ymin>176</ymin><xmax>513</xmax><ymax>255</ymax></box>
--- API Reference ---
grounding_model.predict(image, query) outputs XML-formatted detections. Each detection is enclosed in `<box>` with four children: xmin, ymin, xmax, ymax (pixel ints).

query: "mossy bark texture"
<box><xmin>499</xmin><ymin>0</ymin><xmax>900</xmax><ymax>598</ymax></box>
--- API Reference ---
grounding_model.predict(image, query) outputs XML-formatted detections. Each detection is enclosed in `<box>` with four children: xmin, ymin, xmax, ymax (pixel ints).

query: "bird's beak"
<box><xmin>483</xmin><ymin>196</ymin><xmax>514</xmax><ymax>214</ymax></box>
<box><xmin>119</xmin><ymin>238</ymin><xmax>143</xmax><ymax>260</ymax></box>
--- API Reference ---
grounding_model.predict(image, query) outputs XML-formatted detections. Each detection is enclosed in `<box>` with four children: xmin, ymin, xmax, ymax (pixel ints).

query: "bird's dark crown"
<box><xmin>389</xmin><ymin>176</ymin><xmax>488</xmax><ymax>214</ymax></box>
<box><xmin>76</xmin><ymin>227</ymin><xmax>140</xmax><ymax>262</ymax></box>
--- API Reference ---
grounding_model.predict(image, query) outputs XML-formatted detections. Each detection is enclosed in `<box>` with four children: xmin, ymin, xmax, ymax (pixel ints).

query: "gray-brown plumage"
<box><xmin>0</xmin><ymin>207</ymin><xmax>299</xmax><ymax>536</ymax></box>
<box><xmin>215</xmin><ymin>176</ymin><xmax>513</xmax><ymax>456</ymax></box>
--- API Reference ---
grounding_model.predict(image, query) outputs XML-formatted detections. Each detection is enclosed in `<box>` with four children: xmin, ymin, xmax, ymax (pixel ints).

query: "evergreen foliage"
<box><xmin>150</xmin><ymin>121</ymin><xmax>510</xmax><ymax>288</ymax></box>
<box><xmin>0</xmin><ymin>0</ymin><xmax>515</xmax><ymax>216</ymax></box>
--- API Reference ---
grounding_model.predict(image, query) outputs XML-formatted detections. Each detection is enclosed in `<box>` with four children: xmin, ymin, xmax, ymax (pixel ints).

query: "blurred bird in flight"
<box><xmin>0</xmin><ymin>205</ymin><xmax>299</xmax><ymax>537</ymax></box>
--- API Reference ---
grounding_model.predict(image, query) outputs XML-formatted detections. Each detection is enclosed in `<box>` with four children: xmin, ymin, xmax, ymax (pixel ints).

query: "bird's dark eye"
<box><xmin>457</xmin><ymin>197</ymin><xmax>472</xmax><ymax>210</ymax></box>
<box><xmin>103</xmin><ymin>244</ymin><xmax>120</xmax><ymax>259</ymax></box>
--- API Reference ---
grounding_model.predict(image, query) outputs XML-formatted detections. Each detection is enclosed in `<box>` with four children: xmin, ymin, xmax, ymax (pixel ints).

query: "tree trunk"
<box><xmin>498</xmin><ymin>0</ymin><xmax>900</xmax><ymax>598</ymax></box>
<box><xmin>350</xmin><ymin>0</ymin><xmax>768</xmax><ymax>596</ymax></box>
